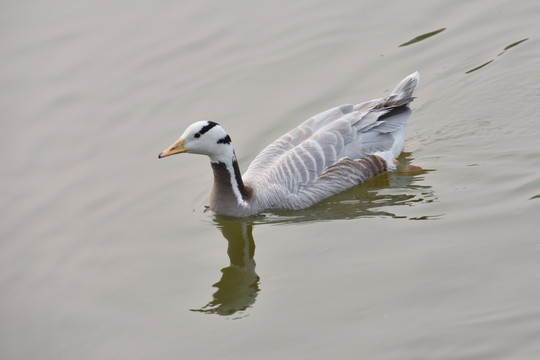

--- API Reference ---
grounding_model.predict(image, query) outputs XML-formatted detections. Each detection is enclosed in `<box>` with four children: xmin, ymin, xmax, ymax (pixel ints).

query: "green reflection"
<box><xmin>499</xmin><ymin>38</ymin><xmax>529</xmax><ymax>55</ymax></box>
<box><xmin>193</xmin><ymin>153</ymin><xmax>436</xmax><ymax>317</ymax></box>
<box><xmin>191</xmin><ymin>216</ymin><xmax>259</xmax><ymax>316</ymax></box>
<box><xmin>465</xmin><ymin>60</ymin><xmax>494</xmax><ymax>74</ymax></box>
<box><xmin>399</xmin><ymin>28</ymin><xmax>446</xmax><ymax>47</ymax></box>
<box><xmin>466</xmin><ymin>38</ymin><xmax>529</xmax><ymax>74</ymax></box>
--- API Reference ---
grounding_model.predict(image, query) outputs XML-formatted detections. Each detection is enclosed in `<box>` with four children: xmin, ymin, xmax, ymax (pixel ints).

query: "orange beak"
<box><xmin>158</xmin><ymin>138</ymin><xmax>187</xmax><ymax>158</ymax></box>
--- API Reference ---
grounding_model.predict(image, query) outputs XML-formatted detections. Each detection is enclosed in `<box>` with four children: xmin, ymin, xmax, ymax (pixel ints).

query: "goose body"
<box><xmin>159</xmin><ymin>72</ymin><xmax>419</xmax><ymax>217</ymax></box>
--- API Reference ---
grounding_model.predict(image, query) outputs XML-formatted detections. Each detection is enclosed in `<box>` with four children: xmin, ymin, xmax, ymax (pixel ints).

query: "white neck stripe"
<box><xmin>224</xmin><ymin>157</ymin><xmax>248</xmax><ymax>208</ymax></box>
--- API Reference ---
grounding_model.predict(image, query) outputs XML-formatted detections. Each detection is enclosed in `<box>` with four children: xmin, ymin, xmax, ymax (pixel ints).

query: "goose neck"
<box><xmin>210</xmin><ymin>156</ymin><xmax>251</xmax><ymax>209</ymax></box>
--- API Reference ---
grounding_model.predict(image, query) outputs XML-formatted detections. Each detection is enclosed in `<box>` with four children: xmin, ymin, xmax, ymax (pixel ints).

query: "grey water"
<box><xmin>2</xmin><ymin>0</ymin><xmax>540</xmax><ymax>359</ymax></box>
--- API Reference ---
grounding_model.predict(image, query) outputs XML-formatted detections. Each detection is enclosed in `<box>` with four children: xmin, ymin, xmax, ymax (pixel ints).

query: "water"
<box><xmin>2</xmin><ymin>0</ymin><xmax>540</xmax><ymax>359</ymax></box>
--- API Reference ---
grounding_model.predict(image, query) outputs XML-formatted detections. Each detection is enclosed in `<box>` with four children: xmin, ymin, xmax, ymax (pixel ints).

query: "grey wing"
<box><xmin>242</xmin><ymin>108</ymin><xmax>391</xmax><ymax>199</ymax></box>
<box><xmin>244</xmin><ymin>71</ymin><xmax>419</xmax><ymax>181</ymax></box>
<box><xmin>244</xmin><ymin>105</ymin><xmax>408</xmax><ymax>189</ymax></box>
<box><xmin>243</xmin><ymin>72</ymin><xmax>419</xmax><ymax>208</ymax></box>
<box><xmin>290</xmin><ymin>155</ymin><xmax>388</xmax><ymax>208</ymax></box>
<box><xmin>243</xmin><ymin>103</ymin><xmax>355</xmax><ymax>179</ymax></box>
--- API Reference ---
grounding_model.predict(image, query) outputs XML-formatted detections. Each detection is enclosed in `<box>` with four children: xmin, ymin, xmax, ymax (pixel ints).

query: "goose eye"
<box><xmin>194</xmin><ymin>133</ymin><xmax>200</xmax><ymax>138</ymax></box>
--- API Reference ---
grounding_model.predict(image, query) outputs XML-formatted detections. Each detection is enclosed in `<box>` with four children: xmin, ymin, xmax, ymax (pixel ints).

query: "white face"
<box><xmin>180</xmin><ymin>121</ymin><xmax>234</xmax><ymax>163</ymax></box>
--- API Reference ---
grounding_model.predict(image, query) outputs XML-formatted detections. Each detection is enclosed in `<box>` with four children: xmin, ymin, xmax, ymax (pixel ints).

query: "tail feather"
<box><xmin>385</xmin><ymin>71</ymin><xmax>420</xmax><ymax>106</ymax></box>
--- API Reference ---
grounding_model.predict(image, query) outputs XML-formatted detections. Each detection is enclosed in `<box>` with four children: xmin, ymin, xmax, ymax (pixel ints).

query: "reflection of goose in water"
<box><xmin>191</xmin><ymin>160</ymin><xmax>437</xmax><ymax>317</ymax></box>
<box><xmin>191</xmin><ymin>216</ymin><xmax>259</xmax><ymax>316</ymax></box>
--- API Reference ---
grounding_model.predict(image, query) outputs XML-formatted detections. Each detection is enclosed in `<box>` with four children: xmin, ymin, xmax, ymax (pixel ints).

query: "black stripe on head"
<box><xmin>217</xmin><ymin>135</ymin><xmax>231</xmax><ymax>144</ymax></box>
<box><xmin>195</xmin><ymin>121</ymin><xmax>219</xmax><ymax>138</ymax></box>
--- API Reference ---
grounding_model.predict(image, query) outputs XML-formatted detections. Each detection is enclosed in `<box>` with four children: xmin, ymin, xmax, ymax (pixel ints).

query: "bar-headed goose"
<box><xmin>159</xmin><ymin>72</ymin><xmax>419</xmax><ymax>217</ymax></box>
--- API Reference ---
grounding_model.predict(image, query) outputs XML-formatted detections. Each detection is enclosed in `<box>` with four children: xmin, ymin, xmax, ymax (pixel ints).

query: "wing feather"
<box><xmin>288</xmin><ymin>155</ymin><xmax>388</xmax><ymax>208</ymax></box>
<box><xmin>242</xmin><ymin>72</ymin><xmax>419</xmax><ymax>211</ymax></box>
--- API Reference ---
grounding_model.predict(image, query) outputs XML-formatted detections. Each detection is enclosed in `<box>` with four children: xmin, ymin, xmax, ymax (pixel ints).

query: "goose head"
<box><xmin>158</xmin><ymin>121</ymin><xmax>234</xmax><ymax>163</ymax></box>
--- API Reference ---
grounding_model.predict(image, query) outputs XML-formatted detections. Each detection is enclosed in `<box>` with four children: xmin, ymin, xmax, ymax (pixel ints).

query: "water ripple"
<box><xmin>399</xmin><ymin>28</ymin><xmax>446</xmax><ymax>47</ymax></box>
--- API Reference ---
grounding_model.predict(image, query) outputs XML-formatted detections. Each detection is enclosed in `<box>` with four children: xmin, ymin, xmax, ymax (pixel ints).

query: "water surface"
<box><xmin>2</xmin><ymin>0</ymin><xmax>540</xmax><ymax>359</ymax></box>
